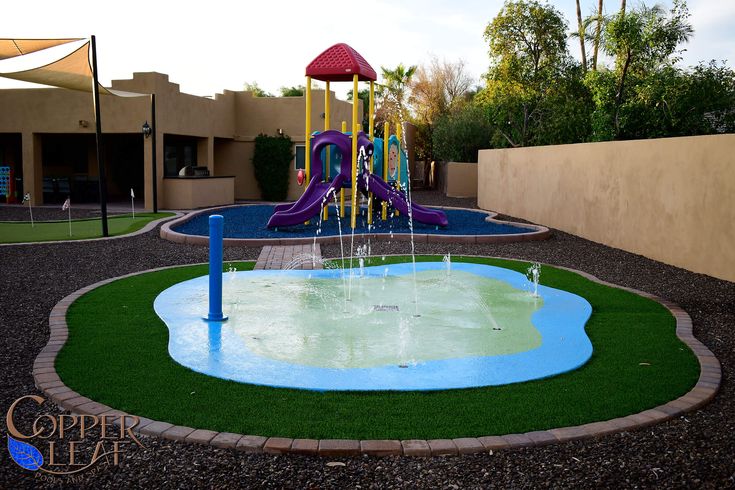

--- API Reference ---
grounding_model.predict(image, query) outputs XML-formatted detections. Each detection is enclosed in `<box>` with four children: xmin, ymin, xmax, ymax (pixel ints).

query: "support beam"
<box><xmin>350</xmin><ymin>74</ymin><xmax>359</xmax><ymax>229</ymax></box>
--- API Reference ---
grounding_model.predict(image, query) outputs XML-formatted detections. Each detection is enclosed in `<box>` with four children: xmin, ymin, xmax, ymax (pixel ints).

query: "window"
<box><xmin>164</xmin><ymin>135</ymin><xmax>198</xmax><ymax>177</ymax></box>
<box><xmin>294</xmin><ymin>145</ymin><xmax>305</xmax><ymax>170</ymax></box>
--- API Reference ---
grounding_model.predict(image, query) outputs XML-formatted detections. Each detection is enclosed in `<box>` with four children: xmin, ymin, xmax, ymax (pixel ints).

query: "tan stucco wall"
<box><xmin>162</xmin><ymin>177</ymin><xmax>234</xmax><ymax>209</ymax></box>
<box><xmin>478</xmin><ymin>134</ymin><xmax>735</xmax><ymax>282</ymax></box>
<box><xmin>0</xmin><ymin>73</ymin><xmax>359</xmax><ymax>208</ymax></box>
<box><xmin>444</xmin><ymin>162</ymin><xmax>478</xmax><ymax>198</ymax></box>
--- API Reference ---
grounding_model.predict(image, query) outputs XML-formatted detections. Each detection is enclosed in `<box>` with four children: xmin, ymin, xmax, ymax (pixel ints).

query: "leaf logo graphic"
<box><xmin>7</xmin><ymin>436</ymin><xmax>43</xmax><ymax>471</ymax></box>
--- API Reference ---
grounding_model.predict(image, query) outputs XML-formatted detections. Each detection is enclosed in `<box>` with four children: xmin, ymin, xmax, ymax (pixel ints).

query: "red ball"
<box><xmin>297</xmin><ymin>169</ymin><xmax>305</xmax><ymax>186</ymax></box>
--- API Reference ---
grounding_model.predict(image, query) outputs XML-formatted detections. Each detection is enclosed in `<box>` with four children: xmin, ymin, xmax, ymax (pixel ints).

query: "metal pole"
<box><xmin>151</xmin><ymin>94</ymin><xmax>158</xmax><ymax>213</ymax></box>
<box><xmin>90</xmin><ymin>35</ymin><xmax>109</xmax><ymax>237</ymax></box>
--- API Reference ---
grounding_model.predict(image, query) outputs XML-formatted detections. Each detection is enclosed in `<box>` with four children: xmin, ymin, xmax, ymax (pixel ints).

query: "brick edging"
<box><xmin>159</xmin><ymin>203</ymin><xmax>551</xmax><ymax>247</ymax></box>
<box><xmin>34</xmin><ymin>260</ymin><xmax>721</xmax><ymax>457</ymax></box>
<box><xmin>2</xmin><ymin>212</ymin><xmax>183</xmax><ymax>247</ymax></box>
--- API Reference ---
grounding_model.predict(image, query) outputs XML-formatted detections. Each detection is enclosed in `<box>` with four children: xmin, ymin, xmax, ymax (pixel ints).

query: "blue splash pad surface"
<box><xmin>154</xmin><ymin>262</ymin><xmax>593</xmax><ymax>391</ymax></box>
<box><xmin>172</xmin><ymin>205</ymin><xmax>532</xmax><ymax>238</ymax></box>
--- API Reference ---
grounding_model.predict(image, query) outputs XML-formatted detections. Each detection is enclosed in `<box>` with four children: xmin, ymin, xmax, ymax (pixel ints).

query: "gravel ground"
<box><xmin>1</xmin><ymin>191</ymin><xmax>733</xmax><ymax>488</ymax></box>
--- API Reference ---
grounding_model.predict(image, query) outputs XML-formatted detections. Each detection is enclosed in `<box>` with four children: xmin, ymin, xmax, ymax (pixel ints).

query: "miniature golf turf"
<box><xmin>56</xmin><ymin>256</ymin><xmax>699</xmax><ymax>440</ymax></box>
<box><xmin>0</xmin><ymin>213</ymin><xmax>174</xmax><ymax>243</ymax></box>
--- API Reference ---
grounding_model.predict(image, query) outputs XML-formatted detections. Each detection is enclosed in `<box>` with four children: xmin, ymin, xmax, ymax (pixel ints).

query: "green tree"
<box><xmin>433</xmin><ymin>105</ymin><xmax>492</xmax><ymax>162</ymax></box>
<box><xmin>378</xmin><ymin>63</ymin><xmax>417</xmax><ymax>129</ymax></box>
<box><xmin>409</xmin><ymin>57</ymin><xmax>474</xmax><ymax>166</ymax></box>
<box><xmin>243</xmin><ymin>81</ymin><xmax>273</xmax><ymax>97</ymax></box>
<box><xmin>252</xmin><ymin>133</ymin><xmax>293</xmax><ymax>201</ymax></box>
<box><xmin>279</xmin><ymin>85</ymin><xmax>305</xmax><ymax>97</ymax></box>
<box><xmin>479</xmin><ymin>0</ymin><xmax>576</xmax><ymax>147</ymax></box>
<box><xmin>598</xmin><ymin>0</ymin><xmax>693</xmax><ymax>136</ymax></box>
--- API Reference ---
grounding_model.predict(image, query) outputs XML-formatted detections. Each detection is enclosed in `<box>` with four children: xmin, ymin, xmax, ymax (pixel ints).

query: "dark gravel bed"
<box><xmin>0</xmin><ymin>205</ymin><xmax>128</xmax><ymax>222</ymax></box>
<box><xmin>1</xmin><ymin>190</ymin><xmax>733</xmax><ymax>488</ymax></box>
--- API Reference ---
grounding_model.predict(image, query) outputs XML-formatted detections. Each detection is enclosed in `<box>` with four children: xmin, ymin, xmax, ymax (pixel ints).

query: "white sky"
<box><xmin>2</xmin><ymin>0</ymin><xmax>733</xmax><ymax>100</ymax></box>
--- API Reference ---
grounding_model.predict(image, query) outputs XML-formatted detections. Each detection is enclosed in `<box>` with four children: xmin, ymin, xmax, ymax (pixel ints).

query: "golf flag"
<box><xmin>62</xmin><ymin>197</ymin><xmax>72</xmax><ymax>236</ymax></box>
<box><xmin>130</xmin><ymin>188</ymin><xmax>135</xmax><ymax>198</ymax></box>
<box><xmin>23</xmin><ymin>192</ymin><xmax>34</xmax><ymax>227</ymax></box>
<box><xmin>130</xmin><ymin>188</ymin><xmax>135</xmax><ymax>219</ymax></box>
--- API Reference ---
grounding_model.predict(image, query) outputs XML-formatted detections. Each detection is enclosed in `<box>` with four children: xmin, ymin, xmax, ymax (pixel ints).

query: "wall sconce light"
<box><xmin>277</xmin><ymin>128</ymin><xmax>284</xmax><ymax>136</ymax></box>
<box><xmin>142</xmin><ymin>121</ymin><xmax>152</xmax><ymax>138</ymax></box>
<box><xmin>320</xmin><ymin>112</ymin><xmax>326</xmax><ymax>119</ymax></box>
<box><xmin>78</xmin><ymin>119</ymin><xmax>89</xmax><ymax>128</ymax></box>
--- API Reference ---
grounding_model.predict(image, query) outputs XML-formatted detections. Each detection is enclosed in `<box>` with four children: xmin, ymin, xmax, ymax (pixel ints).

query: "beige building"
<box><xmin>0</xmin><ymin>72</ymin><xmax>357</xmax><ymax>210</ymax></box>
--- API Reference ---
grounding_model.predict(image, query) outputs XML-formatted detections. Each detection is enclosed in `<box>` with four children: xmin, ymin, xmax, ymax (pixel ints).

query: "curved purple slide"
<box><xmin>266</xmin><ymin>174</ymin><xmax>346</xmax><ymax>228</ymax></box>
<box><xmin>361</xmin><ymin>172</ymin><xmax>448</xmax><ymax>227</ymax></box>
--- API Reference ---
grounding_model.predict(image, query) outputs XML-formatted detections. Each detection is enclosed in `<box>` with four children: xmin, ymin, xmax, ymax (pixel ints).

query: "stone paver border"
<box><xmin>159</xmin><ymin>203</ymin><xmax>550</xmax><ymax>247</ymax></box>
<box><xmin>1</xmin><ymin>212</ymin><xmax>183</xmax><ymax>247</ymax></box>
<box><xmin>34</xmin><ymin>258</ymin><xmax>721</xmax><ymax>457</ymax></box>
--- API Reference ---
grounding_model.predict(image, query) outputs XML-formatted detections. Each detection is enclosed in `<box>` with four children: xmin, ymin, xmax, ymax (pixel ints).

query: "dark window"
<box><xmin>294</xmin><ymin>145</ymin><xmax>305</xmax><ymax>170</ymax></box>
<box><xmin>164</xmin><ymin>135</ymin><xmax>198</xmax><ymax>176</ymax></box>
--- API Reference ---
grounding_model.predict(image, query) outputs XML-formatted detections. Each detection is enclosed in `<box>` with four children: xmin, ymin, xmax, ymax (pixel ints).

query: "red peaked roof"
<box><xmin>305</xmin><ymin>43</ymin><xmax>377</xmax><ymax>82</ymax></box>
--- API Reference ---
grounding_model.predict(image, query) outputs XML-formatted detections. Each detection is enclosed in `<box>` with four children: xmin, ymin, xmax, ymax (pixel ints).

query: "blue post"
<box><xmin>206</xmin><ymin>215</ymin><xmax>227</xmax><ymax>322</ymax></box>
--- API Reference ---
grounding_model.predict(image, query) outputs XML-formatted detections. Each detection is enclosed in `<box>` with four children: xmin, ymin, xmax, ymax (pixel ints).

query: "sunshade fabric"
<box><xmin>0</xmin><ymin>38</ymin><xmax>82</xmax><ymax>60</ymax></box>
<box><xmin>0</xmin><ymin>39</ymin><xmax>144</xmax><ymax>97</ymax></box>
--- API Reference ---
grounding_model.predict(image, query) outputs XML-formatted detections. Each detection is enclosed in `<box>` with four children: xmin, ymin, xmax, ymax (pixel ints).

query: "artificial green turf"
<box><xmin>56</xmin><ymin>257</ymin><xmax>700</xmax><ymax>439</ymax></box>
<box><xmin>0</xmin><ymin>213</ymin><xmax>174</xmax><ymax>243</ymax></box>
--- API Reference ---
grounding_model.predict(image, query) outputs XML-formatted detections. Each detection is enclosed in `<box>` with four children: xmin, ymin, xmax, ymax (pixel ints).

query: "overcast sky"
<box><xmin>2</xmin><ymin>0</ymin><xmax>733</xmax><ymax>99</ymax></box>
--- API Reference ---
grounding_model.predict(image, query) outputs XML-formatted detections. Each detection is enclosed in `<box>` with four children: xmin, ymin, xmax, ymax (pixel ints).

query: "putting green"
<box><xmin>0</xmin><ymin>213</ymin><xmax>174</xmax><ymax>243</ymax></box>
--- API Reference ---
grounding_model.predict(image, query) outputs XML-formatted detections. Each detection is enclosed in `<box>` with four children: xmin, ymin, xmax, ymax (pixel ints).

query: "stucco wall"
<box><xmin>478</xmin><ymin>134</ymin><xmax>735</xmax><ymax>282</ymax></box>
<box><xmin>443</xmin><ymin>162</ymin><xmax>478</xmax><ymax>198</ymax></box>
<box><xmin>162</xmin><ymin>177</ymin><xmax>234</xmax><ymax>209</ymax></box>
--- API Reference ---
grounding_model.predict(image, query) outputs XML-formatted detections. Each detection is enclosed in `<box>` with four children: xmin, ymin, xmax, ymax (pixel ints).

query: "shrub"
<box><xmin>252</xmin><ymin>133</ymin><xmax>294</xmax><ymax>201</ymax></box>
<box><xmin>432</xmin><ymin>104</ymin><xmax>492</xmax><ymax>162</ymax></box>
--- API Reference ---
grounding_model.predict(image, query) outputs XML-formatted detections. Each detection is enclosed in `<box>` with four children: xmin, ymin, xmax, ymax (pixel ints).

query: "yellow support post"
<box><xmin>323</xmin><ymin>81</ymin><xmax>330</xmax><ymax>221</ymax></box>
<box><xmin>305</xmin><ymin>76</ymin><xmax>312</xmax><ymax>188</ymax></box>
<box><xmin>395</xmin><ymin>123</ymin><xmax>402</xmax><ymax>217</ymax></box>
<box><xmin>382</xmin><ymin>121</ymin><xmax>389</xmax><ymax>221</ymax></box>
<box><xmin>304</xmin><ymin>77</ymin><xmax>312</xmax><ymax>225</ymax></box>
<box><xmin>367</xmin><ymin>81</ymin><xmax>374</xmax><ymax>226</ymax></box>
<box><xmin>340</xmin><ymin>120</ymin><xmax>346</xmax><ymax>218</ymax></box>
<box><xmin>350</xmin><ymin>75</ymin><xmax>359</xmax><ymax>229</ymax></box>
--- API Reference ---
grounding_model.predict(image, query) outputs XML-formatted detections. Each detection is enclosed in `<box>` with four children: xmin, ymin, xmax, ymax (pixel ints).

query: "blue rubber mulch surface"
<box><xmin>172</xmin><ymin>205</ymin><xmax>534</xmax><ymax>239</ymax></box>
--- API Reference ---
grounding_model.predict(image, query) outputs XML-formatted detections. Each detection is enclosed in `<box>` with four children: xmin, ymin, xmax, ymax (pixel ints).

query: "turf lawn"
<box><xmin>56</xmin><ymin>256</ymin><xmax>700</xmax><ymax>440</ymax></box>
<box><xmin>0</xmin><ymin>213</ymin><xmax>174</xmax><ymax>243</ymax></box>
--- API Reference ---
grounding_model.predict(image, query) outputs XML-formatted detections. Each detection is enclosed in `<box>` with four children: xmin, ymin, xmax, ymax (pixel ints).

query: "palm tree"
<box><xmin>592</xmin><ymin>0</ymin><xmax>604</xmax><ymax>70</ymax></box>
<box><xmin>379</xmin><ymin>63</ymin><xmax>417</xmax><ymax>128</ymax></box>
<box><xmin>576</xmin><ymin>0</ymin><xmax>588</xmax><ymax>72</ymax></box>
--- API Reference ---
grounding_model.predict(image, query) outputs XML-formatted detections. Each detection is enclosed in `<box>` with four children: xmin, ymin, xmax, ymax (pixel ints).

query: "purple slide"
<box><xmin>361</xmin><ymin>172</ymin><xmax>448</xmax><ymax>227</ymax></box>
<box><xmin>266</xmin><ymin>173</ymin><xmax>346</xmax><ymax>228</ymax></box>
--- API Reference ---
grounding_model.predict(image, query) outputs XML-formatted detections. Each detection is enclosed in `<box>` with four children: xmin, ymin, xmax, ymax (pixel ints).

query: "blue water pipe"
<box><xmin>206</xmin><ymin>214</ymin><xmax>227</xmax><ymax>322</ymax></box>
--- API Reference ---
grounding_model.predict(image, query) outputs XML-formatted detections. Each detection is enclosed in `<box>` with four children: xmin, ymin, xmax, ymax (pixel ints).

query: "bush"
<box><xmin>252</xmin><ymin>133</ymin><xmax>294</xmax><ymax>201</ymax></box>
<box><xmin>432</xmin><ymin>104</ymin><xmax>492</xmax><ymax>162</ymax></box>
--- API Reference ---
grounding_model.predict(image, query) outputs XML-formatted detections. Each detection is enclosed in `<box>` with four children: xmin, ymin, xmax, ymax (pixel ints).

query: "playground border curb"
<box><xmin>159</xmin><ymin>204</ymin><xmax>551</xmax><ymax>247</ymax></box>
<box><xmin>1</xmin><ymin>212</ymin><xmax>183</xmax><ymax>246</ymax></box>
<box><xmin>34</xmin><ymin>259</ymin><xmax>720</xmax><ymax>458</ymax></box>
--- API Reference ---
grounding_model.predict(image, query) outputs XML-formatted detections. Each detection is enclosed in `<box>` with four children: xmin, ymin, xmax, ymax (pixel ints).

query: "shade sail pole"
<box><xmin>90</xmin><ymin>35</ymin><xmax>109</xmax><ymax>237</ymax></box>
<box><xmin>151</xmin><ymin>93</ymin><xmax>158</xmax><ymax>213</ymax></box>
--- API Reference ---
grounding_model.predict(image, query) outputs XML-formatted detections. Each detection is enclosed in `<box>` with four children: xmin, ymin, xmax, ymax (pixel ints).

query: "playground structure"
<box><xmin>267</xmin><ymin>43</ymin><xmax>448</xmax><ymax>229</ymax></box>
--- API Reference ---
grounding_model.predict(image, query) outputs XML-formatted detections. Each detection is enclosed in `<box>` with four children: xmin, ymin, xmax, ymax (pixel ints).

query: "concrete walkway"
<box><xmin>254</xmin><ymin>244</ymin><xmax>323</xmax><ymax>270</ymax></box>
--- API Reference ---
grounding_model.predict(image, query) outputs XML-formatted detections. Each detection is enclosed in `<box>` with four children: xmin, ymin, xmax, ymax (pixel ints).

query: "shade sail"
<box><xmin>0</xmin><ymin>39</ymin><xmax>144</xmax><ymax>96</ymax></box>
<box><xmin>0</xmin><ymin>38</ymin><xmax>82</xmax><ymax>60</ymax></box>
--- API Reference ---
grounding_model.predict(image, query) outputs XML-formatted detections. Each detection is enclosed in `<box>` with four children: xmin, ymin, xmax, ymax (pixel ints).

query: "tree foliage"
<box><xmin>279</xmin><ymin>85</ymin><xmax>305</xmax><ymax>97</ymax></box>
<box><xmin>252</xmin><ymin>133</ymin><xmax>294</xmax><ymax>201</ymax></box>
<box><xmin>243</xmin><ymin>81</ymin><xmax>273</xmax><ymax>97</ymax></box>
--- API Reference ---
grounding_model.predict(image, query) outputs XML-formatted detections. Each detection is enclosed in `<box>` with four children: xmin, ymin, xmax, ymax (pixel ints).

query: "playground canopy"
<box><xmin>305</xmin><ymin>43</ymin><xmax>376</xmax><ymax>82</ymax></box>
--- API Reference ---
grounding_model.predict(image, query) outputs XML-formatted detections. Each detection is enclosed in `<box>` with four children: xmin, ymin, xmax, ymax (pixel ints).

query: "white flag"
<box><xmin>130</xmin><ymin>188</ymin><xmax>135</xmax><ymax>198</ymax></box>
<box><xmin>62</xmin><ymin>198</ymin><xmax>70</xmax><ymax>211</ymax></box>
<box><xmin>22</xmin><ymin>192</ymin><xmax>30</xmax><ymax>203</ymax></box>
